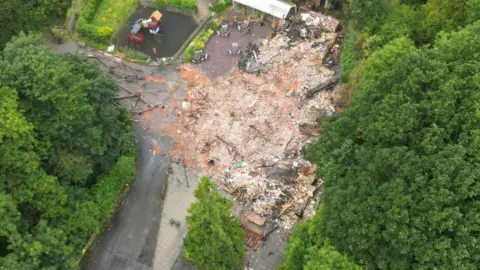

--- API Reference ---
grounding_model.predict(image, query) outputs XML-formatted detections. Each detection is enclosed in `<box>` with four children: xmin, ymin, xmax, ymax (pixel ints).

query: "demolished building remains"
<box><xmin>165</xmin><ymin>10</ymin><xmax>342</xmax><ymax>232</ymax></box>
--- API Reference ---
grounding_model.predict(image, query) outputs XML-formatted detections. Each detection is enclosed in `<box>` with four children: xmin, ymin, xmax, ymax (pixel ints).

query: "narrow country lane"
<box><xmin>83</xmin><ymin>125</ymin><xmax>170</xmax><ymax>270</ymax></box>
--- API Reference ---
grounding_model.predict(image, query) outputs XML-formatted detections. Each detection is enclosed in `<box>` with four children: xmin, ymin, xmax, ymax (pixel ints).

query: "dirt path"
<box><xmin>195</xmin><ymin>0</ymin><xmax>213</xmax><ymax>21</ymax></box>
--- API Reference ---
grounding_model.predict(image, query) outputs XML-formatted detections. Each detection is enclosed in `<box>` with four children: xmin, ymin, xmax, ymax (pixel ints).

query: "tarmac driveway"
<box><xmin>83</xmin><ymin>124</ymin><xmax>171</xmax><ymax>270</ymax></box>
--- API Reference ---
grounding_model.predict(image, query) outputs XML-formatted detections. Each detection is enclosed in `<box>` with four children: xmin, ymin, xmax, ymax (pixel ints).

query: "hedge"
<box><xmin>94</xmin><ymin>155</ymin><xmax>136</xmax><ymax>218</ymax></box>
<box><xmin>64</xmin><ymin>155</ymin><xmax>136</xmax><ymax>254</ymax></box>
<box><xmin>184</xmin><ymin>28</ymin><xmax>214</xmax><ymax>62</ymax></box>
<box><xmin>157</xmin><ymin>0</ymin><xmax>197</xmax><ymax>11</ymax></box>
<box><xmin>76</xmin><ymin>0</ymin><xmax>112</xmax><ymax>43</ymax></box>
<box><xmin>209</xmin><ymin>0</ymin><xmax>232</xmax><ymax>13</ymax></box>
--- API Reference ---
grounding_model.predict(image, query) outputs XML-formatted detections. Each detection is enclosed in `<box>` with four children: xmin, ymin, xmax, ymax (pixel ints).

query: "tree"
<box><xmin>184</xmin><ymin>177</ymin><xmax>245</xmax><ymax>270</ymax></box>
<box><xmin>303</xmin><ymin>22</ymin><xmax>480</xmax><ymax>269</ymax></box>
<box><xmin>281</xmin><ymin>206</ymin><xmax>361</xmax><ymax>270</ymax></box>
<box><xmin>1</xmin><ymin>33</ymin><xmax>134</xmax><ymax>187</ymax></box>
<box><xmin>417</xmin><ymin>0</ymin><xmax>470</xmax><ymax>43</ymax></box>
<box><xmin>467</xmin><ymin>0</ymin><xmax>480</xmax><ymax>23</ymax></box>
<box><xmin>0</xmin><ymin>33</ymin><xmax>135</xmax><ymax>268</ymax></box>
<box><xmin>304</xmin><ymin>246</ymin><xmax>361</xmax><ymax>270</ymax></box>
<box><xmin>0</xmin><ymin>0</ymin><xmax>69</xmax><ymax>48</ymax></box>
<box><xmin>346</xmin><ymin>0</ymin><xmax>394</xmax><ymax>33</ymax></box>
<box><xmin>0</xmin><ymin>0</ymin><xmax>28</xmax><ymax>48</ymax></box>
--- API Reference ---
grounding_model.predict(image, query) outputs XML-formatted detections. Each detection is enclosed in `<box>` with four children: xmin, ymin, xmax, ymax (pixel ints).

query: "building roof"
<box><xmin>234</xmin><ymin>0</ymin><xmax>296</xmax><ymax>19</ymax></box>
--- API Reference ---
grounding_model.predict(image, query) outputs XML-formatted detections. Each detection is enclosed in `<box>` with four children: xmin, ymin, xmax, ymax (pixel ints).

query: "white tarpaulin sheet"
<box><xmin>233</xmin><ymin>0</ymin><xmax>296</xmax><ymax>19</ymax></box>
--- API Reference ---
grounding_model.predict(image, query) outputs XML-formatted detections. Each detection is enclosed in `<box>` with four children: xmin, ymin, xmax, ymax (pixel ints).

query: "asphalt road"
<box><xmin>47</xmin><ymin>39</ymin><xmax>185</xmax><ymax>270</ymax></box>
<box><xmin>83</xmin><ymin>125</ymin><xmax>171</xmax><ymax>270</ymax></box>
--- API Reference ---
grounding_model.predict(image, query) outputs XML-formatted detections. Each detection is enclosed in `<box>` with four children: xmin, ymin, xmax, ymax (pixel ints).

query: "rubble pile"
<box><xmin>167</xmin><ymin>19</ymin><xmax>342</xmax><ymax>230</ymax></box>
<box><xmin>298</xmin><ymin>9</ymin><xmax>341</xmax><ymax>33</ymax></box>
<box><xmin>239</xmin><ymin>15</ymin><xmax>339</xmax><ymax>75</ymax></box>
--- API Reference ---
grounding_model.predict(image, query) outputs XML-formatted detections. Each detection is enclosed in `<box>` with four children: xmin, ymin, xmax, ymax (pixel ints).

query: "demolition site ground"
<box><xmin>167</xmin><ymin>9</ymin><xmax>342</xmax><ymax>231</ymax></box>
<box><xmin>145</xmin><ymin>8</ymin><xmax>343</xmax><ymax>249</ymax></box>
<box><xmin>66</xmin><ymin>7</ymin><xmax>344</xmax><ymax>270</ymax></box>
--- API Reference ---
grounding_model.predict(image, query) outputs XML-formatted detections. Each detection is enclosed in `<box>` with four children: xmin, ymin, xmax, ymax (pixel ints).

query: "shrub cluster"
<box><xmin>157</xmin><ymin>0</ymin><xmax>197</xmax><ymax>11</ymax></box>
<box><xmin>76</xmin><ymin>0</ymin><xmax>113</xmax><ymax>43</ymax></box>
<box><xmin>209</xmin><ymin>0</ymin><xmax>232</xmax><ymax>13</ymax></box>
<box><xmin>183</xmin><ymin>28</ymin><xmax>214</xmax><ymax>62</ymax></box>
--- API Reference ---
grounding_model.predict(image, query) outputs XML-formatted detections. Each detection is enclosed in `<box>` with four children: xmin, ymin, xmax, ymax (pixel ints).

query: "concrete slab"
<box><xmin>152</xmin><ymin>163</ymin><xmax>200</xmax><ymax>270</ymax></box>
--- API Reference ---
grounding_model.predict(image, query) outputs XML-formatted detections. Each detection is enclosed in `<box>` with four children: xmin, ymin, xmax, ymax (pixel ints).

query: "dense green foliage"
<box><xmin>209</xmin><ymin>0</ymin><xmax>232</xmax><ymax>13</ymax></box>
<box><xmin>157</xmin><ymin>0</ymin><xmax>197</xmax><ymax>11</ymax></box>
<box><xmin>184</xmin><ymin>177</ymin><xmax>245</xmax><ymax>270</ymax></box>
<box><xmin>283</xmin><ymin>0</ymin><xmax>480</xmax><ymax>269</ymax></box>
<box><xmin>76</xmin><ymin>0</ymin><xmax>138</xmax><ymax>44</ymax></box>
<box><xmin>184</xmin><ymin>29</ymin><xmax>214</xmax><ymax>62</ymax></box>
<box><xmin>281</xmin><ymin>206</ymin><xmax>361</xmax><ymax>270</ymax></box>
<box><xmin>76</xmin><ymin>0</ymin><xmax>112</xmax><ymax>43</ymax></box>
<box><xmin>0</xmin><ymin>34</ymin><xmax>135</xmax><ymax>269</ymax></box>
<box><xmin>117</xmin><ymin>46</ymin><xmax>150</xmax><ymax>62</ymax></box>
<box><xmin>0</xmin><ymin>0</ymin><xmax>69</xmax><ymax>48</ymax></box>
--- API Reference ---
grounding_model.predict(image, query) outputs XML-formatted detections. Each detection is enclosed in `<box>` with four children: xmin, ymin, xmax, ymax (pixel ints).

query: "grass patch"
<box><xmin>76</xmin><ymin>0</ymin><xmax>138</xmax><ymax>45</ymax></box>
<box><xmin>156</xmin><ymin>0</ymin><xmax>196</xmax><ymax>11</ymax></box>
<box><xmin>117</xmin><ymin>46</ymin><xmax>149</xmax><ymax>62</ymax></box>
<box><xmin>92</xmin><ymin>0</ymin><xmax>138</xmax><ymax>31</ymax></box>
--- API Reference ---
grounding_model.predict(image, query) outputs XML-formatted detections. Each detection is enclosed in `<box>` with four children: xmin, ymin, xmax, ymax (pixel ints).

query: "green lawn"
<box><xmin>92</xmin><ymin>0</ymin><xmax>138</xmax><ymax>30</ymax></box>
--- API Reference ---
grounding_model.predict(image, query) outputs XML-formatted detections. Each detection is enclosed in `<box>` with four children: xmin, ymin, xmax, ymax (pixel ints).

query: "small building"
<box><xmin>233</xmin><ymin>0</ymin><xmax>297</xmax><ymax>22</ymax></box>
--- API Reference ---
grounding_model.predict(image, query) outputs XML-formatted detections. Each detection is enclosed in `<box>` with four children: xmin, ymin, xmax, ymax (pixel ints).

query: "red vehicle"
<box><xmin>127</xmin><ymin>32</ymin><xmax>144</xmax><ymax>44</ymax></box>
<box><xmin>128</xmin><ymin>10</ymin><xmax>162</xmax><ymax>44</ymax></box>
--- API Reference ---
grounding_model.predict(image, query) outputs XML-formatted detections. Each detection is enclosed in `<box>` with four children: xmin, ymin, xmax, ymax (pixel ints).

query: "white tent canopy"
<box><xmin>233</xmin><ymin>0</ymin><xmax>296</xmax><ymax>19</ymax></box>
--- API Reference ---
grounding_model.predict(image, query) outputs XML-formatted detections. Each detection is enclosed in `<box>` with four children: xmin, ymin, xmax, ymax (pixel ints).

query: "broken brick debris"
<box><xmin>245</xmin><ymin>212</ymin><xmax>267</xmax><ymax>227</ymax></box>
<box><xmin>165</xmin><ymin>11</ymin><xmax>342</xmax><ymax>230</ymax></box>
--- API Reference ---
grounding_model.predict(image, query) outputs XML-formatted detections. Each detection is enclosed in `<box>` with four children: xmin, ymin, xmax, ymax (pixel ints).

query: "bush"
<box><xmin>76</xmin><ymin>0</ymin><xmax>111</xmax><ymax>43</ymax></box>
<box><xmin>339</xmin><ymin>30</ymin><xmax>356</xmax><ymax>83</ymax></box>
<box><xmin>184</xmin><ymin>45</ymin><xmax>195</xmax><ymax>62</ymax></box>
<box><xmin>82</xmin><ymin>0</ymin><xmax>103</xmax><ymax>21</ymax></box>
<box><xmin>193</xmin><ymin>40</ymin><xmax>205</xmax><ymax>50</ymax></box>
<box><xmin>157</xmin><ymin>0</ymin><xmax>196</xmax><ymax>11</ymax></box>
<box><xmin>94</xmin><ymin>26</ymin><xmax>113</xmax><ymax>42</ymax></box>
<box><xmin>209</xmin><ymin>0</ymin><xmax>232</xmax><ymax>13</ymax></box>
<box><xmin>202</xmin><ymin>29</ymin><xmax>214</xmax><ymax>42</ymax></box>
<box><xmin>77</xmin><ymin>18</ymin><xmax>98</xmax><ymax>39</ymax></box>
<box><xmin>183</xmin><ymin>28</ymin><xmax>214</xmax><ymax>62</ymax></box>
<box><xmin>210</xmin><ymin>18</ymin><xmax>221</xmax><ymax>30</ymax></box>
<box><xmin>94</xmin><ymin>155</ymin><xmax>136</xmax><ymax>217</ymax></box>
<box><xmin>281</xmin><ymin>205</ymin><xmax>361</xmax><ymax>270</ymax></box>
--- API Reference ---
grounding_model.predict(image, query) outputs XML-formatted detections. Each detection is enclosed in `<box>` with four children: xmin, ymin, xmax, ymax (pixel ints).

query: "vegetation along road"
<box><xmin>1</xmin><ymin>0</ymin><xmax>480</xmax><ymax>269</ymax></box>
